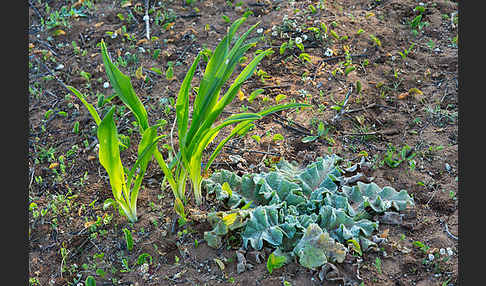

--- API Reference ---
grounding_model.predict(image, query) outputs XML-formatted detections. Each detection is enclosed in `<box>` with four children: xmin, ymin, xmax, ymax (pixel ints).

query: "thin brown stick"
<box><xmin>261</xmin><ymin>84</ymin><xmax>292</xmax><ymax>90</ymax></box>
<box><xmin>339</xmin><ymin>129</ymin><xmax>399</xmax><ymax>137</ymax></box>
<box><xmin>225</xmin><ymin>145</ymin><xmax>281</xmax><ymax>157</ymax></box>
<box><xmin>444</xmin><ymin>223</ymin><xmax>458</xmax><ymax>240</ymax></box>
<box><xmin>321</xmin><ymin>53</ymin><xmax>369</xmax><ymax>63</ymax></box>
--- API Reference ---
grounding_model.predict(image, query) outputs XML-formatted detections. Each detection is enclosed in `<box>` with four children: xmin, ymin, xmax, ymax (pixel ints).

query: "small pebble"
<box><xmin>445</xmin><ymin>163</ymin><xmax>451</xmax><ymax>172</ymax></box>
<box><xmin>440</xmin><ymin>248</ymin><xmax>446</xmax><ymax>255</ymax></box>
<box><xmin>446</xmin><ymin>247</ymin><xmax>454</xmax><ymax>256</ymax></box>
<box><xmin>428</xmin><ymin>253</ymin><xmax>435</xmax><ymax>261</ymax></box>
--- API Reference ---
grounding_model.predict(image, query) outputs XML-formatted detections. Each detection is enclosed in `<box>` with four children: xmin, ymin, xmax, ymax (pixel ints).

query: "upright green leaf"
<box><xmin>176</xmin><ymin>52</ymin><xmax>201</xmax><ymax>148</ymax></box>
<box><xmin>100</xmin><ymin>39</ymin><xmax>149</xmax><ymax>131</ymax></box>
<box><xmin>97</xmin><ymin>106</ymin><xmax>125</xmax><ymax>203</ymax></box>
<box><xmin>67</xmin><ymin>85</ymin><xmax>101</xmax><ymax>126</ymax></box>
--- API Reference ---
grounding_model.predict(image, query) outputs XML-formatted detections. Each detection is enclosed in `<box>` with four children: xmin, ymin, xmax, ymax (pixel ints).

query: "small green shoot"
<box><xmin>374</xmin><ymin>257</ymin><xmax>382</xmax><ymax>274</ymax></box>
<box><xmin>123</xmin><ymin>228</ymin><xmax>134</xmax><ymax>252</ymax></box>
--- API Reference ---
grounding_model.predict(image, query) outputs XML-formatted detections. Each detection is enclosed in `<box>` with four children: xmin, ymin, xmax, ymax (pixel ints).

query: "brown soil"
<box><xmin>28</xmin><ymin>0</ymin><xmax>458</xmax><ymax>285</ymax></box>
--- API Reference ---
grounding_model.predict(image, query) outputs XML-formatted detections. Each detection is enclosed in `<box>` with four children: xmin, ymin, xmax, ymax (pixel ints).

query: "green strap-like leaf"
<box><xmin>185</xmin><ymin>18</ymin><xmax>254</xmax><ymax>148</ymax></box>
<box><xmin>67</xmin><ymin>85</ymin><xmax>101</xmax><ymax>126</ymax></box>
<box><xmin>187</xmin><ymin>113</ymin><xmax>262</xmax><ymax>157</ymax></box>
<box><xmin>100</xmin><ymin>39</ymin><xmax>149</xmax><ymax>132</ymax></box>
<box><xmin>176</xmin><ymin>52</ymin><xmax>201</xmax><ymax>149</ymax></box>
<box><xmin>203</xmin><ymin>103</ymin><xmax>310</xmax><ymax>173</ymax></box>
<box><xmin>97</xmin><ymin>106</ymin><xmax>126</xmax><ymax>203</ymax></box>
<box><xmin>128</xmin><ymin>135</ymin><xmax>165</xmax><ymax>213</ymax></box>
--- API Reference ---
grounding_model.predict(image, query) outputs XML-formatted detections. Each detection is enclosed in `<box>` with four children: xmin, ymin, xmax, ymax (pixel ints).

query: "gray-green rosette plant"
<box><xmin>203</xmin><ymin>155</ymin><xmax>414</xmax><ymax>269</ymax></box>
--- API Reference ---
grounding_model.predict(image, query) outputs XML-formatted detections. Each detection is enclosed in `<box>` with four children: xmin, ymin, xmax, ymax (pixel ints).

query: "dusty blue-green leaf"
<box><xmin>319</xmin><ymin>205</ymin><xmax>378</xmax><ymax>243</ymax></box>
<box><xmin>297</xmin><ymin>155</ymin><xmax>342</xmax><ymax>195</ymax></box>
<box><xmin>293</xmin><ymin>223</ymin><xmax>346</xmax><ymax>269</ymax></box>
<box><xmin>204</xmin><ymin>231</ymin><xmax>223</xmax><ymax>249</ymax></box>
<box><xmin>341</xmin><ymin>182</ymin><xmax>414</xmax><ymax>213</ymax></box>
<box><xmin>253</xmin><ymin>172</ymin><xmax>306</xmax><ymax>207</ymax></box>
<box><xmin>301</xmin><ymin>135</ymin><xmax>318</xmax><ymax>143</ymax></box>
<box><xmin>203</xmin><ymin>170</ymin><xmax>260</xmax><ymax>208</ymax></box>
<box><xmin>242</xmin><ymin>205</ymin><xmax>287</xmax><ymax>250</ymax></box>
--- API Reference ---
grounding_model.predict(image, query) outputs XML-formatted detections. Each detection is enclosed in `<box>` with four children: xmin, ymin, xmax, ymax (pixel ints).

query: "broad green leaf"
<box><xmin>97</xmin><ymin>106</ymin><xmax>125</xmax><ymax>202</ymax></box>
<box><xmin>267</xmin><ymin>252</ymin><xmax>287</xmax><ymax>274</ymax></box>
<box><xmin>100</xmin><ymin>39</ymin><xmax>149</xmax><ymax>131</ymax></box>
<box><xmin>204</xmin><ymin>169</ymin><xmax>261</xmax><ymax>208</ymax></box>
<box><xmin>341</xmin><ymin>182</ymin><xmax>414</xmax><ymax>213</ymax></box>
<box><xmin>85</xmin><ymin>276</ymin><xmax>96</xmax><ymax>286</ymax></box>
<box><xmin>241</xmin><ymin>205</ymin><xmax>287</xmax><ymax>250</ymax></box>
<box><xmin>297</xmin><ymin>155</ymin><xmax>342</xmax><ymax>195</ymax></box>
<box><xmin>293</xmin><ymin>223</ymin><xmax>346</xmax><ymax>269</ymax></box>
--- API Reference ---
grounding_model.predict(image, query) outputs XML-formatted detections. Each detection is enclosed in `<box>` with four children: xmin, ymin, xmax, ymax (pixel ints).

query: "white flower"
<box><xmin>272</xmin><ymin>30</ymin><xmax>278</xmax><ymax>37</ymax></box>
<box><xmin>103</xmin><ymin>82</ymin><xmax>110</xmax><ymax>89</ymax></box>
<box><xmin>256</xmin><ymin>28</ymin><xmax>263</xmax><ymax>34</ymax></box>
<box><xmin>324</xmin><ymin>48</ymin><xmax>333</xmax><ymax>57</ymax></box>
<box><xmin>295</xmin><ymin>37</ymin><xmax>303</xmax><ymax>44</ymax></box>
<box><xmin>302</xmin><ymin>34</ymin><xmax>308</xmax><ymax>41</ymax></box>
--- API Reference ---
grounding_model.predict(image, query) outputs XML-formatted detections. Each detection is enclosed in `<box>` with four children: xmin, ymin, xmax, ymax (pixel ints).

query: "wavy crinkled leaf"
<box><xmin>203</xmin><ymin>170</ymin><xmax>260</xmax><ymax>208</ymax></box>
<box><xmin>319</xmin><ymin>205</ymin><xmax>378</xmax><ymax>243</ymax></box>
<box><xmin>322</xmin><ymin>193</ymin><xmax>356</xmax><ymax>217</ymax></box>
<box><xmin>204</xmin><ymin>209</ymin><xmax>250</xmax><ymax>248</ymax></box>
<box><xmin>341</xmin><ymin>182</ymin><xmax>414</xmax><ymax>213</ymax></box>
<box><xmin>275</xmin><ymin>156</ymin><xmax>342</xmax><ymax>196</ymax></box>
<box><xmin>297</xmin><ymin>155</ymin><xmax>342</xmax><ymax>195</ymax></box>
<box><xmin>293</xmin><ymin>223</ymin><xmax>346</xmax><ymax>269</ymax></box>
<box><xmin>241</xmin><ymin>205</ymin><xmax>287</xmax><ymax>250</ymax></box>
<box><xmin>253</xmin><ymin>172</ymin><xmax>307</xmax><ymax>206</ymax></box>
